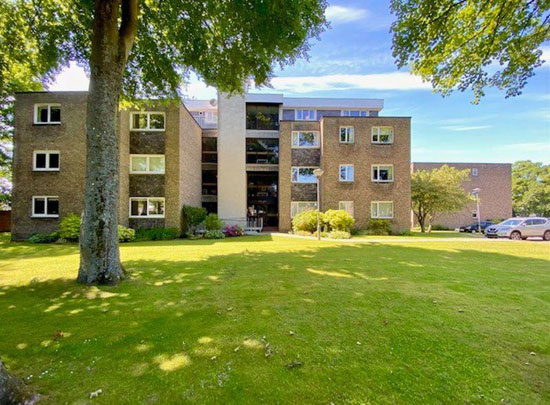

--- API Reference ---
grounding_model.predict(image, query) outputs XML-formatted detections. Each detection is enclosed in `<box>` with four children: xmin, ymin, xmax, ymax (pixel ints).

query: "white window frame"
<box><xmin>339</xmin><ymin>201</ymin><xmax>354</xmax><ymax>217</ymax></box>
<box><xmin>339</xmin><ymin>164</ymin><xmax>354</xmax><ymax>182</ymax></box>
<box><xmin>295</xmin><ymin>109</ymin><xmax>316</xmax><ymax>121</ymax></box>
<box><xmin>291</xmin><ymin>201</ymin><xmax>318</xmax><ymax>218</ymax></box>
<box><xmin>291</xmin><ymin>131</ymin><xmax>320</xmax><ymax>148</ymax></box>
<box><xmin>472</xmin><ymin>168</ymin><xmax>478</xmax><ymax>177</ymax></box>
<box><xmin>33</xmin><ymin>150</ymin><xmax>60</xmax><ymax>171</ymax></box>
<box><xmin>371</xmin><ymin>126</ymin><xmax>394</xmax><ymax>144</ymax></box>
<box><xmin>371</xmin><ymin>164</ymin><xmax>394</xmax><ymax>183</ymax></box>
<box><xmin>32</xmin><ymin>196</ymin><xmax>59</xmax><ymax>218</ymax></box>
<box><xmin>371</xmin><ymin>201</ymin><xmax>394</xmax><ymax>219</ymax></box>
<box><xmin>339</xmin><ymin>126</ymin><xmax>354</xmax><ymax>144</ymax></box>
<box><xmin>291</xmin><ymin>167</ymin><xmax>318</xmax><ymax>184</ymax></box>
<box><xmin>129</xmin><ymin>111</ymin><xmax>166</xmax><ymax>131</ymax></box>
<box><xmin>341</xmin><ymin>110</ymin><xmax>367</xmax><ymax>117</ymax></box>
<box><xmin>34</xmin><ymin>104</ymin><xmax>61</xmax><ymax>125</ymax></box>
<box><xmin>130</xmin><ymin>154</ymin><xmax>166</xmax><ymax>174</ymax></box>
<box><xmin>129</xmin><ymin>197</ymin><xmax>166</xmax><ymax>218</ymax></box>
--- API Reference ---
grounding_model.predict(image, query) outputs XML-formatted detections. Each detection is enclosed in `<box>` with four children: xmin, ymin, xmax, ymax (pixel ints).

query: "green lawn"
<box><xmin>1</xmin><ymin>234</ymin><xmax>549</xmax><ymax>404</ymax></box>
<box><xmin>351</xmin><ymin>230</ymin><xmax>484</xmax><ymax>239</ymax></box>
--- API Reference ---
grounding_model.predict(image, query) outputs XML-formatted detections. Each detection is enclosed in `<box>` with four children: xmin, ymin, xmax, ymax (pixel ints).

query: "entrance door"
<box><xmin>247</xmin><ymin>171</ymin><xmax>278</xmax><ymax>229</ymax></box>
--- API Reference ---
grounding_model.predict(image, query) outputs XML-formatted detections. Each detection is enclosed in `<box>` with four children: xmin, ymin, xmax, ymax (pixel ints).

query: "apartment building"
<box><xmin>411</xmin><ymin>162</ymin><xmax>513</xmax><ymax>228</ymax></box>
<box><xmin>11</xmin><ymin>90</ymin><xmax>412</xmax><ymax>239</ymax></box>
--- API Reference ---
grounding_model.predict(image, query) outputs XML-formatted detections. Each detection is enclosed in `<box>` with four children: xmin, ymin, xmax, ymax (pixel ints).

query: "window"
<box><xmin>33</xmin><ymin>151</ymin><xmax>60</xmax><ymax>171</ymax></box>
<box><xmin>472</xmin><ymin>211</ymin><xmax>478</xmax><ymax>219</ymax></box>
<box><xmin>472</xmin><ymin>168</ymin><xmax>478</xmax><ymax>176</ymax></box>
<box><xmin>371</xmin><ymin>127</ymin><xmax>394</xmax><ymax>144</ymax></box>
<box><xmin>342</xmin><ymin>110</ymin><xmax>367</xmax><ymax>117</ymax></box>
<box><xmin>130</xmin><ymin>155</ymin><xmax>165</xmax><ymax>174</ymax></box>
<box><xmin>246</xmin><ymin>138</ymin><xmax>279</xmax><ymax>164</ymax></box>
<box><xmin>130</xmin><ymin>112</ymin><xmax>165</xmax><ymax>131</ymax></box>
<box><xmin>291</xmin><ymin>201</ymin><xmax>318</xmax><ymax>218</ymax></box>
<box><xmin>339</xmin><ymin>201</ymin><xmax>354</xmax><ymax>217</ymax></box>
<box><xmin>339</xmin><ymin>126</ymin><xmax>354</xmax><ymax>143</ymax></box>
<box><xmin>32</xmin><ymin>196</ymin><xmax>59</xmax><ymax>218</ymax></box>
<box><xmin>202</xmin><ymin>137</ymin><xmax>217</xmax><ymax>163</ymax></box>
<box><xmin>34</xmin><ymin>104</ymin><xmax>61</xmax><ymax>124</ymax></box>
<box><xmin>129</xmin><ymin>197</ymin><xmax>165</xmax><ymax>218</ymax></box>
<box><xmin>291</xmin><ymin>131</ymin><xmax>319</xmax><ymax>148</ymax></box>
<box><xmin>339</xmin><ymin>165</ymin><xmax>354</xmax><ymax>182</ymax></box>
<box><xmin>295</xmin><ymin>109</ymin><xmax>316</xmax><ymax>121</ymax></box>
<box><xmin>246</xmin><ymin>103</ymin><xmax>279</xmax><ymax>130</ymax></box>
<box><xmin>371</xmin><ymin>164</ymin><xmax>394</xmax><ymax>182</ymax></box>
<box><xmin>291</xmin><ymin>167</ymin><xmax>317</xmax><ymax>183</ymax></box>
<box><xmin>371</xmin><ymin>201</ymin><xmax>393</xmax><ymax>219</ymax></box>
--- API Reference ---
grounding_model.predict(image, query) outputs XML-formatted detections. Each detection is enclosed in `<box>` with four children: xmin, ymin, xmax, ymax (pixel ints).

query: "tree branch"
<box><xmin>118</xmin><ymin>0</ymin><xmax>138</xmax><ymax>64</ymax></box>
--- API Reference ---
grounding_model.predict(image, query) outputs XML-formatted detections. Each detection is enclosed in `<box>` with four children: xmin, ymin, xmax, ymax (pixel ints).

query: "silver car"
<box><xmin>485</xmin><ymin>217</ymin><xmax>550</xmax><ymax>240</ymax></box>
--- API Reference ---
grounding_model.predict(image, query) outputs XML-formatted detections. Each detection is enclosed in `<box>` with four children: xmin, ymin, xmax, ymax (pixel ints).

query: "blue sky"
<box><xmin>51</xmin><ymin>0</ymin><xmax>550</xmax><ymax>164</ymax></box>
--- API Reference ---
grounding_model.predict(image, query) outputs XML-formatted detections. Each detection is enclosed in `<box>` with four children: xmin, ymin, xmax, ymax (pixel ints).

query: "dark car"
<box><xmin>459</xmin><ymin>221</ymin><xmax>493</xmax><ymax>233</ymax></box>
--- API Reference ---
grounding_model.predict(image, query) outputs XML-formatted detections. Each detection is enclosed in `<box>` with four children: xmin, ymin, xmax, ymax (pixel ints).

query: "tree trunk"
<box><xmin>0</xmin><ymin>357</ymin><xmax>38</xmax><ymax>404</ymax></box>
<box><xmin>77</xmin><ymin>0</ymin><xmax>137</xmax><ymax>285</ymax></box>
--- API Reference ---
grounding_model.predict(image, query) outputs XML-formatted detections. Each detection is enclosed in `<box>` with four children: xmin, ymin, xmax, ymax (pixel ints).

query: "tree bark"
<box><xmin>0</xmin><ymin>357</ymin><xmax>38</xmax><ymax>404</ymax></box>
<box><xmin>77</xmin><ymin>0</ymin><xmax>138</xmax><ymax>285</ymax></box>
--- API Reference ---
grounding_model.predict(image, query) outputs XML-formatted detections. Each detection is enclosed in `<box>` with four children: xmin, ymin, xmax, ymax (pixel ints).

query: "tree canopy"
<box><xmin>512</xmin><ymin>160</ymin><xmax>550</xmax><ymax>217</ymax></box>
<box><xmin>391</xmin><ymin>0</ymin><xmax>550</xmax><ymax>102</ymax></box>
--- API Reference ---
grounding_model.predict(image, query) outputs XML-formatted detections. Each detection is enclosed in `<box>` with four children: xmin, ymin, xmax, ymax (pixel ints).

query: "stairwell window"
<box><xmin>339</xmin><ymin>165</ymin><xmax>354</xmax><ymax>182</ymax></box>
<box><xmin>34</xmin><ymin>104</ymin><xmax>61</xmax><ymax>124</ymax></box>
<box><xmin>291</xmin><ymin>167</ymin><xmax>317</xmax><ymax>183</ymax></box>
<box><xmin>33</xmin><ymin>151</ymin><xmax>60</xmax><ymax>171</ymax></box>
<box><xmin>339</xmin><ymin>201</ymin><xmax>354</xmax><ymax>217</ymax></box>
<box><xmin>130</xmin><ymin>155</ymin><xmax>165</xmax><ymax>174</ymax></box>
<box><xmin>32</xmin><ymin>196</ymin><xmax>59</xmax><ymax>218</ymax></box>
<box><xmin>342</xmin><ymin>110</ymin><xmax>367</xmax><ymax>117</ymax></box>
<box><xmin>130</xmin><ymin>112</ymin><xmax>165</xmax><ymax>131</ymax></box>
<box><xmin>339</xmin><ymin>126</ymin><xmax>354</xmax><ymax>143</ymax></box>
<box><xmin>371</xmin><ymin>126</ymin><xmax>394</xmax><ymax>144</ymax></box>
<box><xmin>372</xmin><ymin>164</ymin><xmax>394</xmax><ymax>182</ymax></box>
<box><xmin>291</xmin><ymin>131</ymin><xmax>319</xmax><ymax>148</ymax></box>
<box><xmin>371</xmin><ymin>201</ymin><xmax>393</xmax><ymax>219</ymax></box>
<box><xmin>291</xmin><ymin>201</ymin><xmax>318</xmax><ymax>218</ymax></box>
<box><xmin>130</xmin><ymin>197</ymin><xmax>165</xmax><ymax>218</ymax></box>
<box><xmin>295</xmin><ymin>109</ymin><xmax>316</xmax><ymax>121</ymax></box>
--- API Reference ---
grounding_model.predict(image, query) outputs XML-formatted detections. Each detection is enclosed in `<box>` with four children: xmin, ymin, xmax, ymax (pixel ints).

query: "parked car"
<box><xmin>459</xmin><ymin>221</ymin><xmax>493</xmax><ymax>233</ymax></box>
<box><xmin>485</xmin><ymin>217</ymin><xmax>550</xmax><ymax>240</ymax></box>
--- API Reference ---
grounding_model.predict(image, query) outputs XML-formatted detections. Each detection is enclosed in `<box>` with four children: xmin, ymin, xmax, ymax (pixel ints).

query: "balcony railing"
<box><xmin>193</xmin><ymin>116</ymin><xmax>217</xmax><ymax>129</ymax></box>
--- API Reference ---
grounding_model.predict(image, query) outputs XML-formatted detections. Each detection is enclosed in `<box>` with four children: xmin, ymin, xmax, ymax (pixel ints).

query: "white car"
<box><xmin>485</xmin><ymin>217</ymin><xmax>550</xmax><ymax>241</ymax></box>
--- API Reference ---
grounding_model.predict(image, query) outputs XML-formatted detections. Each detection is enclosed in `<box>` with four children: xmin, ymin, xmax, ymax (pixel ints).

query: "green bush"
<box><xmin>365</xmin><ymin>219</ymin><xmax>392</xmax><ymax>235</ymax></box>
<box><xmin>59</xmin><ymin>213</ymin><xmax>81</xmax><ymax>242</ymax></box>
<box><xmin>313</xmin><ymin>230</ymin><xmax>329</xmax><ymax>238</ymax></box>
<box><xmin>294</xmin><ymin>230</ymin><xmax>313</xmax><ymax>237</ymax></box>
<box><xmin>135</xmin><ymin>227</ymin><xmax>179</xmax><ymax>241</ymax></box>
<box><xmin>28</xmin><ymin>232</ymin><xmax>59</xmax><ymax>243</ymax></box>
<box><xmin>117</xmin><ymin>225</ymin><xmax>135</xmax><ymax>242</ymax></box>
<box><xmin>204</xmin><ymin>230</ymin><xmax>225</xmax><ymax>239</ymax></box>
<box><xmin>292</xmin><ymin>210</ymin><xmax>324</xmax><ymax>233</ymax></box>
<box><xmin>204</xmin><ymin>213</ymin><xmax>223</xmax><ymax>231</ymax></box>
<box><xmin>398</xmin><ymin>230</ymin><xmax>413</xmax><ymax>236</ymax></box>
<box><xmin>182</xmin><ymin>205</ymin><xmax>207</xmax><ymax>234</ymax></box>
<box><xmin>324</xmin><ymin>209</ymin><xmax>355</xmax><ymax>232</ymax></box>
<box><xmin>328</xmin><ymin>231</ymin><xmax>351</xmax><ymax>239</ymax></box>
<box><xmin>431</xmin><ymin>224</ymin><xmax>451</xmax><ymax>231</ymax></box>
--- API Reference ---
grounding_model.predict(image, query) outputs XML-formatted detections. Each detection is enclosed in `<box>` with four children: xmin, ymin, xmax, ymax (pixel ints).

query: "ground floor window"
<box><xmin>130</xmin><ymin>197</ymin><xmax>165</xmax><ymax>218</ymax></box>
<box><xmin>371</xmin><ymin>201</ymin><xmax>393</xmax><ymax>219</ymax></box>
<box><xmin>291</xmin><ymin>201</ymin><xmax>318</xmax><ymax>218</ymax></box>
<box><xmin>32</xmin><ymin>196</ymin><xmax>59</xmax><ymax>218</ymax></box>
<box><xmin>338</xmin><ymin>201</ymin><xmax>354</xmax><ymax>217</ymax></box>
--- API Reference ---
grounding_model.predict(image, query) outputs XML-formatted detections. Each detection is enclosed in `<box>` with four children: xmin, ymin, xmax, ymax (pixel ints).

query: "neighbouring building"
<box><xmin>411</xmin><ymin>162</ymin><xmax>513</xmax><ymax>229</ymax></box>
<box><xmin>12</xmin><ymin>89</ymin><xmax>412</xmax><ymax>239</ymax></box>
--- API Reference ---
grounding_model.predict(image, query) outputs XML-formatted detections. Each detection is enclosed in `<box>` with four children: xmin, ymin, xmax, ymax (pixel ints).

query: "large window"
<box><xmin>340</xmin><ymin>126</ymin><xmax>354</xmax><ymax>144</ymax></box>
<box><xmin>32</xmin><ymin>196</ymin><xmax>59</xmax><ymax>218</ymax></box>
<box><xmin>342</xmin><ymin>110</ymin><xmax>367</xmax><ymax>117</ymax></box>
<box><xmin>291</xmin><ymin>201</ymin><xmax>318</xmax><ymax>218</ymax></box>
<box><xmin>202</xmin><ymin>169</ymin><xmax>217</xmax><ymax>196</ymax></box>
<box><xmin>129</xmin><ymin>197</ymin><xmax>165</xmax><ymax>218</ymax></box>
<box><xmin>33</xmin><ymin>151</ymin><xmax>60</xmax><ymax>171</ymax></box>
<box><xmin>291</xmin><ymin>167</ymin><xmax>317</xmax><ymax>183</ymax></box>
<box><xmin>339</xmin><ymin>164</ymin><xmax>354</xmax><ymax>182</ymax></box>
<box><xmin>371</xmin><ymin>164</ymin><xmax>394</xmax><ymax>182</ymax></box>
<box><xmin>130</xmin><ymin>112</ymin><xmax>165</xmax><ymax>131</ymax></box>
<box><xmin>202</xmin><ymin>137</ymin><xmax>217</xmax><ymax>163</ymax></box>
<box><xmin>246</xmin><ymin>103</ymin><xmax>279</xmax><ymax>130</ymax></box>
<box><xmin>291</xmin><ymin>131</ymin><xmax>319</xmax><ymax>148</ymax></box>
<box><xmin>246</xmin><ymin>138</ymin><xmax>279</xmax><ymax>164</ymax></box>
<box><xmin>339</xmin><ymin>201</ymin><xmax>354</xmax><ymax>217</ymax></box>
<box><xmin>130</xmin><ymin>155</ymin><xmax>165</xmax><ymax>174</ymax></box>
<box><xmin>371</xmin><ymin>127</ymin><xmax>394</xmax><ymax>144</ymax></box>
<box><xmin>371</xmin><ymin>201</ymin><xmax>393</xmax><ymax>219</ymax></box>
<box><xmin>295</xmin><ymin>109</ymin><xmax>316</xmax><ymax>121</ymax></box>
<box><xmin>34</xmin><ymin>104</ymin><xmax>61</xmax><ymax>124</ymax></box>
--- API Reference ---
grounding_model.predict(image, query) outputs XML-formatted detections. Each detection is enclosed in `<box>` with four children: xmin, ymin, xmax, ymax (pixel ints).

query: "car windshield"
<box><xmin>499</xmin><ymin>219</ymin><xmax>522</xmax><ymax>226</ymax></box>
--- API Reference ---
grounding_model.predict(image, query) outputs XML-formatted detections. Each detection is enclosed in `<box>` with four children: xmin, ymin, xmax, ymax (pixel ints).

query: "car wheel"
<box><xmin>510</xmin><ymin>231</ymin><xmax>522</xmax><ymax>241</ymax></box>
<box><xmin>544</xmin><ymin>230</ymin><xmax>550</xmax><ymax>241</ymax></box>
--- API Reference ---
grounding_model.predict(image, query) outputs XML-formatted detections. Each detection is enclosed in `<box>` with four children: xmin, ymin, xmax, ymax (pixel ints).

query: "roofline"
<box><xmin>412</xmin><ymin>161</ymin><xmax>512</xmax><ymax>165</ymax></box>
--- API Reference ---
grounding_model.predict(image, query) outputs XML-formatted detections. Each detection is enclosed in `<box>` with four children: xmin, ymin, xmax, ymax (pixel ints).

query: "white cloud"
<box><xmin>440</xmin><ymin>125</ymin><xmax>492</xmax><ymax>131</ymax></box>
<box><xmin>48</xmin><ymin>62</ymin><xmax>89</xmax><ymax>91</ymax></box>
<box><xmin>540</xmin><ymin>46</ymin><xmax>550</xmax><ymax>67</ymax></box>
<box><xmin>325</xmin><ymin>5</ymin><xmax>368</xmax><ymax>24</ymax></box>
<box><xmin>498</xmin><ymin>142</ymin><xmax>550</xmax><ymax>152</ymax></box>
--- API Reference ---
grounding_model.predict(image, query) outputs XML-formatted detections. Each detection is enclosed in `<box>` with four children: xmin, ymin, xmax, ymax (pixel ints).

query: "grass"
<box><xmin>0</xmin><ymin>233</ymin><xmax>549</xmax><ymax>404</ymax></box>
<box><xmin>351</xmin><ymin>230</ymin><xmax>484</xmax><ymax>239</ymax></box>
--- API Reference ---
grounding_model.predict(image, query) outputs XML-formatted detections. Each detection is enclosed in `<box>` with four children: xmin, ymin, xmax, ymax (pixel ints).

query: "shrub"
<box><xmin>294</xmin><ymin>230</ymin><xmax>313</xmax><ymax>237</ymax></box>
<box><xmin>28</xmin><ymin>232</ymin><xmax>59</xmax><ymax>243</ymax></box>
<box><xmin>204</xmin><ymin>213</ymin><xmax>223</xmax><ymax>231</ymax></box>
<box><xmin>292</xmin><ymin>210</ymin><xmax>324</xmax><ymax>233</ymax></box>
<box><xmin>182</xmin><ymin>205</ymin><xmax>207</xmax><ymax>234</ymax></box>
<box><xmin>224</xmin><ymin>225</ymin><xmax>244</xmax><ymax>237</ymax></box>
<box><xmin>59</xmin><ymin>213</ymin><xmax>81</xmax><ymax>242</ymax></box>
<box><xmin>117</xmin><ymin>225</ymin><xmax>135</xmax><ymax>242</ymax></box>
<box><xmin>204</xmin><ymin>230</ymin><xmax>225</xmax><ymax>239</ymax></box>
<box><xmin>397</xmin><ymin>230</ymin><xmax>413</xmax><ymax>236</ymax></box>
<box><xmin>324</xmin><ymin>209</ymin><xmax>355</xmax><ymax>232</ymax></box>
<box><xmin>135</xmin><ymin>227</ymin><xmax>178</xmax><ymax>241</ymax></box>
<box><xmin>365</xmin><ymin>219</ymin><xmax>392</xmax><ymax>235</ymax></box>
<box><xmin>313</xmin><ymin>230</ymin><xmax>329</xmax><ymax>238</ymax></box>
<box><xmin>431</xmin><ymin>224</ymin><xmax>451</xmax><ymax>231</ymax></box>
<box><xmin>328</xmin><ymin>231</ymin><xmax>351</xmax><ymax>239</ymax></box>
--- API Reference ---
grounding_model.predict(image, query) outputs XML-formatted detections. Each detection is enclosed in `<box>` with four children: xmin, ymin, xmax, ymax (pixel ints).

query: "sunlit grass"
<box><xmin>1</xmin><ymin>233</ymin><xmax>549</xmax><ymax>403</ymax></box>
